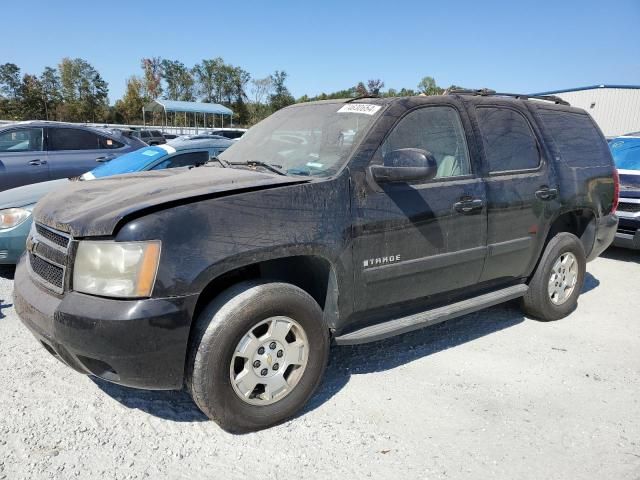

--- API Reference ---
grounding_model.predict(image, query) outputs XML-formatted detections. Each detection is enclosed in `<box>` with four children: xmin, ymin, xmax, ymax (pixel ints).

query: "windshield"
<box><xmin>218</xmin><ymin>102</ymin><xmax>383</xmax><ymax>176</ymax></box>
<box><xmin>83</xmin><ymin>145</ymin><xmax>173</xmax><ymax>179</ymax></box>
<box><xmin>610</xmin><ymin>138</ymin><xmax>640</xmax><ymax>171</ymax></box>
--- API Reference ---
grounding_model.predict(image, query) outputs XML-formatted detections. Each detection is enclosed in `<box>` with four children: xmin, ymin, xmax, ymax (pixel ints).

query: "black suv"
<box><xmin>14</xmin><ymin>91</ymin><xmax>618</xmax><ymax>432</ymax></box>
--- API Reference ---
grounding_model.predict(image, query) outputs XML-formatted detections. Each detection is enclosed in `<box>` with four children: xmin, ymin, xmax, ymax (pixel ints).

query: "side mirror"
<box><xmin>371</xmin><ymin>148</ymin><xmax>437</xmax><ymax>183</ymax></box>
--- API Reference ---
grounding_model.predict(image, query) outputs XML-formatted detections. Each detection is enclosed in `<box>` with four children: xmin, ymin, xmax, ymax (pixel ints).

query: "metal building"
<box><xmin>533</xmin><ymin>85</ymin><xmax>640</xmax><ymax>137</ymax></box>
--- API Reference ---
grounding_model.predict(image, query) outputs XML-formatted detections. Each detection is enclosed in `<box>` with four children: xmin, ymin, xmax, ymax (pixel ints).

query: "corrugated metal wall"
<box><xmin>551</xmin><ymin>87</ymin><xmax>640</xmax><ymax>137</ymax></box>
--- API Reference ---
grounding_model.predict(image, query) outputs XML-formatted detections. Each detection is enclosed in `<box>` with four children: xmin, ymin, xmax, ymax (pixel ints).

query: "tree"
<box><xmin>249</xmin><ymin>76</ymin><xmax>273</xmax><ymax>124</ymax></box>
<box><xmin>40</xmin><ymin>66</ymin><xmax>61</xmax><ymax>120</ymax></box>
<box><xmin>141</xmin><ymin>57</ymin><xmax>162</xmax><ymax>99</ymax></box>
<box><xmin>366</xmin><ymin>79</ymin><xmax>384</xmax><ymax>96</ymax></box>
<box><xmin>269</xmin><ymin>70</ymin><xmax>294</xmax><ymax>112</ymax></box>
<box><xmin>417</xmin><ymin>76</ymin><xmax>443</xmax><ymax>96</ymax></box>
<box><xmin>19</xmin><ymin>74</ymin><xmax>45</xmax><ymax>119</ymax></box>
<box><xmin>0</xmin><ymin>63</ymin><xmax>22</xmax><ymax>119</ymax></box>
<box><xmin>114</xmin><ymin>76</ymin><xmax>145</xmax><ymax>124</ymax></box>
<box><xmin>193</xmin><ymin>57</ymin><xmax>224</xmax><ymax>103</ymax></box>
<box><xmin>58</xmin><ymin>58</ymin><xmax>109</xmax><ymax>121</ymax></box>
<box><xmin>161</xmin><ymin>60</ymin><xmax>194</xmax><ymax>101</ymax></box>
<box><xmin>251</xmin><ymin>76</ymin><xmax>272</xmax><ymax>105</ymax></box>
<box><xmin>355</xmin><ymin>81</ymin><xmax>368</xmax><ymax>96</ymax></box>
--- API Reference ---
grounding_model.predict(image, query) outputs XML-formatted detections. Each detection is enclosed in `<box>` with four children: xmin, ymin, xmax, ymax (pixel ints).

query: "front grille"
<box><xmin>618</xmin><ymin>227</ymin><xmax>637</xmax><ymax>236</ymax></box>
<box><xmin>27</xmin><ymin>223</ymin><xmax>72</xmax><ymax>294</ymax></box>
<box><xmin>35</xmin><ymin>223</ymin><xmax>69</xmax><ymax>248</ymax></box>
<box><xmin>29</xmin><ymin>252</ymin><xmax>64</xmax><ymax>288</ymax></box>
<box><xmin>618</xmin><ymin>202</ymin><xmax>640</xmax><ymax>213</ymax></box>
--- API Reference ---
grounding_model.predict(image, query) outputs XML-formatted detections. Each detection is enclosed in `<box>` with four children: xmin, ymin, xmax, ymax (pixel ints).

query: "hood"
<box><xmin>34</xmin><ymin>166</ymin><xmax>309</xmax><ymax>237</ymax></box>
<box><xmin>619</xmin><ymin>169</ymin><xmax>640</xmax><ymax>199</ymax></box>
<box><xmin>0</xmin><ymin>178</ymin><xmax>71</xmax><ymax>209</ymax></box>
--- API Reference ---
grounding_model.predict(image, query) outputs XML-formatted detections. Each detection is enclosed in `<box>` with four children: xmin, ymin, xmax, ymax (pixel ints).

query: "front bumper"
<box><xmin>13</xmin><ymin>256</ymin><xmax>198</xmax><ymax>390</ymax></box>
<box><xmin>586</xmin><ymin>213</ymin><xmax>618</xmax><ymax>261</ymax></box>
<box><xmin>0</xmin><ymin>218</ymin><xmax>32</xmax><ymax>264</ymax></box>
<box><xmin>612</xmin><ymin>216</ymin><xmax>640</xmax><ymax>250</ymax></box>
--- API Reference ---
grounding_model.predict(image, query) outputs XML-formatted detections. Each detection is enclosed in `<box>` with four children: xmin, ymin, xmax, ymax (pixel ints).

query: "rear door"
<box><xmin>473</xmin><ymin>103</ymin><xmax>556</xmax><ymax>282</ymax></box>
<box><xmin>46</xmin><ymin>127</ymin><xmax>118</xmax><ymax>179</ymax></box>
<box><xmin>352</xmin><ymin>103</ymin><xmax>487</xmax><ymax>311</ymax></box>
<box><xmin>0</xmin><ymin>126</ymin><xmax>48</xmax><ymax>191</ymax></box>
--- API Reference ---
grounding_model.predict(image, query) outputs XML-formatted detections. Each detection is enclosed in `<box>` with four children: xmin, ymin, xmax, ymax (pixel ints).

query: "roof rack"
<box><xmin>444</xmin><ymin>88</ymin><xmax>570</xmax><ymax>106</ymax></box>
<box><xmin>344</xmin><ymin>94</ymin><xmax>380</xmax><ymax>103</ymax></box>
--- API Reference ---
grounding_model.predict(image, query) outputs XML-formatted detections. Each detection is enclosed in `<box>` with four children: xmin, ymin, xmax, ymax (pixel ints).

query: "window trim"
<box><xmin>97</xmin><ymin>134</ymin><xmax>125</xmax><ymax>150</ymax></box>
<box><xmin>475</xmin><ymin>105</ymin><xmax>544</xmax><ymax>176</ymax></box>
<box><xmin>371</xmin><ymin>103</ymin><xmax>475</xmax><ymax>184</ymax></box>
<box><xmin>0</xmin><ymin>126</ymin><xmax>45</xmax><ymax>153</ymax></box>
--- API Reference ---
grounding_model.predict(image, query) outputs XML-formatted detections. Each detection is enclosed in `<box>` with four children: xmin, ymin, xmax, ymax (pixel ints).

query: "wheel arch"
<box><xmin>190</xmin><ymin>253</ymin><xmax>341</xmax><ymax>331</ymax></box>
<box><xmin>529</xmin><ymin>208</ymin><xmax>596</xmax><ymax>280</ymax></box>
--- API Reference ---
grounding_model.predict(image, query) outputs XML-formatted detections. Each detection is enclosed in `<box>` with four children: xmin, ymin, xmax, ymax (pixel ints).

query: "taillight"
<box><xmin>612</xmin><ymin>168</ymin><xmax>620</xmax><ymax>214</ymax></box>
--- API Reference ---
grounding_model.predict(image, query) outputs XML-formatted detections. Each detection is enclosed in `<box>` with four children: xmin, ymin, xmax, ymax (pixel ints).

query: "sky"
<box><xmin>2</xmin><ymin>0</ymin><xmax>639</xmax><ymax>104</ymax></box>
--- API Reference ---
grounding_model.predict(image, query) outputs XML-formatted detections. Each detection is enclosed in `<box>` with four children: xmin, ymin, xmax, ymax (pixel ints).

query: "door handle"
<box><xmin>454</xmin><ymin>199</ymin><xmax>484</xmax><ymax>214</ymax></box>
<box><xmin>95</xmin><ymin>156</ymin><xmax>112</xmax><ymax>162</ymax></box>
<box><xmin>28</xmin><ymin>159</ymin><xmax>42</xmax><ymax>166</ymax></box>
<box><xmin>535</xmin><ymin>188</ymin><xmax>558</xmax><ymax>201</ymax></box>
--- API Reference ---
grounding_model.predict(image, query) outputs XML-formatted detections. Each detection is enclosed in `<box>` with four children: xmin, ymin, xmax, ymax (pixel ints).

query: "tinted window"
<box><xmin>151</xmin><ymin>130</ymin><xmax>163</xmax><ymax>137</ymax></box>
<box><xmin>477</xmin><ymin>107</ymin><xmax>540</xmax><ymax>172</ymax></box>
<box><xmin>141</xmin><ymin>131</ymin><xmax>152</xmax><ymax>138</ymax></box>
<box><xmin>538</xmin><ymin>110</ymin><xmax>610</xmax><ymax>167</ymax></box>
<box><xmin>151</xmin><ymin>151</ymin><xmax>208</xmax><ymax>170</ymax></box>
<box><xmin>49</xmin><ymin>128</ymin><xmax>100</xmax><ymax>150</ymax></box>
<box><xmin>0</xmin><ymin>127</ymin><xmax>43</xmax><ymax>152</ymax></box>
<box><xmin>380</xmin><ymin>106</ymin><xmax>471</xmax><ymax>178</ymax></box>
<box><xmin>98</xmin><ymin>135</ymin><xmax>124</xmax><ymax>149</ymax></box>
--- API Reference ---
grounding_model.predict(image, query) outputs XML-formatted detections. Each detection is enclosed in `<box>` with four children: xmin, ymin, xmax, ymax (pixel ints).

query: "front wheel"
<box><xmin>186</xmin><ymin>282</ymin><xmax>329</xmax><ymax>432</ymax></box>
<box><xmin>521</xmin><ymin>232</ymin><xmax>586</xmax><ymax>321</ymax></box>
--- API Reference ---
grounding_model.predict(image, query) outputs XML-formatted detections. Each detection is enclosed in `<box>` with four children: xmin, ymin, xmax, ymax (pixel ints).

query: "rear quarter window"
<box><xmin>537</xmin><ymin>110</ymin><xmax>611</xmax><ymax>167</ymax></box>
<box><xmin>476</xmin><ymin>107</ymin><xmax>540</xmax><ymax>173</ymax></box>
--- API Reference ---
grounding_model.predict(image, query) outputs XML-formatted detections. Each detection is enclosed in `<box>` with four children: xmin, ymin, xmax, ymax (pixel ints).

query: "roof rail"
<box><xmin>444</xmin><ymin>88</ymin><xmax>570</xmax><ymax>106</ymax></box>
<box><xmin>344</xmin><ymin>94</ymin><xmax>380</xmax><ymax>103</ymax></box>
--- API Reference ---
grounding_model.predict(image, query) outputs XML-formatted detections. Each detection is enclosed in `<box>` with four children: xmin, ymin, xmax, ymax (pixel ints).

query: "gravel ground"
<box><xmin>1</xmin><ymin>248</ymin><xmax>639</xmax><ymax>480</ymax></box>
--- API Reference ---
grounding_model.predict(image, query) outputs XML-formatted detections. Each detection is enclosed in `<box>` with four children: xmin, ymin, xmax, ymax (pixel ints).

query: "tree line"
<box><xmin>0</xmin><ymin>57</ymin><xmax>455</xmax><ymax>127</ymax></box>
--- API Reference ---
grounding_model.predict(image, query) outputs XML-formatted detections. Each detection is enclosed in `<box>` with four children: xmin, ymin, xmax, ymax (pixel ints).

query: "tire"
<box><xmin>521</xmin><ymin>232</ymin><xmax>586</xmax><ymax>321</ymax></box>
<box><xmin>186</xmin><ymin>281</ymin><xmax>329</xmax><ymax>433</ymax></box>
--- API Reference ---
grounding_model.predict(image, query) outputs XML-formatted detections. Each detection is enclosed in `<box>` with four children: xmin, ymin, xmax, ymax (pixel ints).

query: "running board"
<box><xmin>334</xmin><ymin>284</ymin><xmax>528</xmax><ymax>345</ymax></box>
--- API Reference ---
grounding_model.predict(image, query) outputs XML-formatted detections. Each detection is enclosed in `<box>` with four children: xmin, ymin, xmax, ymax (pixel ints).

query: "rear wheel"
<box><xmin>521</xmin><ymin>233</ymin><xmax>586</xmax><ymax>321</ymax></box>
<box><xmin>187</xmin><ymin>282</ymin><xmax>329</xmax><ymax>432</ymax></box>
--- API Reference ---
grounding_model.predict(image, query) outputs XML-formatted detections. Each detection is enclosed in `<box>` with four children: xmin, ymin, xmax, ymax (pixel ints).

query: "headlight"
<box><xmin>0</xmin><ymin>206</ymin><xmax>33</xmax><ymax>230</ymax></box>
<box><xmin>73</xmin><ymin>240</ymin><xmax>161</xmax><ymax>298</ymax></box>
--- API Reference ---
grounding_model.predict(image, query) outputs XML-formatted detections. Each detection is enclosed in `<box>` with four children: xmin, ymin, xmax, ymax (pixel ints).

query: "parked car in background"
<box><xmin>0</xmin><ymin>136</ymin><xmax>233</xmax><ymax>264</ymax></box>
<box><xmin>14</xmin><ymin>92</ymin><xmax>618</xmax><ymax>432</ymax></box>
<box><xmin>0</xmin><ymin>121</ymin><xmax>146</xmax><ymax>192</ymax></box>
<box><xmin>130</xmin><ymin>129</ymin><xmax>166</xmax><ymax>145</ymax></box>
<box><xmin>207</xmin><ymin>128</ymin><xmax>247</xmax><ymax>140</ymax></box>
<box><xmin>610</xmin><ymin>134</ymin><xmax>640</xmax><ymax>249</ymax></box>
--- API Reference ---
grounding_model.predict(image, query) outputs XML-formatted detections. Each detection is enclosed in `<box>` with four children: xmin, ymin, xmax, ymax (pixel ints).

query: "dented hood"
<box><xmin>33</xmin><ymin>166</ymin><xmax>308</xmax><ymax>237</ymax></box>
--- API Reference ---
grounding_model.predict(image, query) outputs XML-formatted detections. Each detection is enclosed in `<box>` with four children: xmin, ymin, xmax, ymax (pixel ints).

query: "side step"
<box><xmin>334</xmin><ymin>284</ymin><xmax>528</xmax><ymax>345</ymax></box>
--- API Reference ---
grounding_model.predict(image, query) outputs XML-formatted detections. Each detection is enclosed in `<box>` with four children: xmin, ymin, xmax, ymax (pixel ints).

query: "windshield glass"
<box><xmin>610</xmin><ymin>138</ymin><xmax>640</xmax><ymax>171</ymax></box>
<box><xmin>218</xmin><ymin>102</ymin><xmax>383</xmax><ymax>176</ymax></box>
<box><xmin>83</xmin><ymin>145</ymin><xmax>172</xmax><ymax>179</ymax></box>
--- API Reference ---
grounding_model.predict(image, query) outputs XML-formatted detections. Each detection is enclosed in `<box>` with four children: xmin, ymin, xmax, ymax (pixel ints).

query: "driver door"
<box><xmin>352</xmin><ymin>104</ymin><xmax>487</xmax><ymax>311</ymax></box>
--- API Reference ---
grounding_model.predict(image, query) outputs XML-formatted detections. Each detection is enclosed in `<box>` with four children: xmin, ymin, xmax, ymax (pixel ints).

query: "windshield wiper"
<box><xmin>229</xmin><ymin>160</ymin><xmax>287</xmax><ymax>176</ymax></box>
<box><xmin>206</xmin><ymin>156</ymin><xmax>229</xmax><ymax>168</ymax></box>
